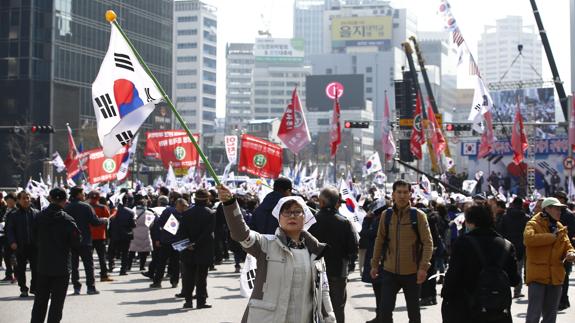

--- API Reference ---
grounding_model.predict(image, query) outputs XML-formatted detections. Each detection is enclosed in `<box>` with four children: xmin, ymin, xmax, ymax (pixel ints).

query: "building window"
<box><xmin>366</xmin><ymin>77</ymin><xmax>373</xmax><ymax>83</ymax></box>
<box><xmin>177</xmin><ymin>83</ymin><xmax>197</xmax><ymax>89</ymax></box>
<box><xmin>177</xmin><ymin>69</ymin><xmax>197</xmax><ymax>76</ymax></box>
<box><xmin>203</xmin><ymin>57</ymin><xmax>216</xmax><ymax>69</ymax></box>
<box><xmin>203</xmin><ymin>70</ymin><xmax>216</xmax><ymax>82</ymax></box>
<box><xmin>203</xmin><ymin>84</ymin><xmax>216</xmax><ymax>95</ymax></box>
<box><xmin>254</xmin><ymin>89</ymin><xmax>268</xmax><ymax>96</ymax></box>
<box><xmin>255</xmin><ymin>108</ymin><xmax>268</xmax><ymax>113</ymax></box>
<box><xmin>318</xmin><ymin>118</ymin><xmax>330</xmax><ymax>125</ymax></box>
<box><xmin>177</xmin><ymin>43</ymin><xmax>197</xmax><ymax>49</ymax></box>
<box><xmin>326</xmin><ymin>68</ymin><xmax>333</xmax><ymax>74</ymax></box>
<box><xmin>177</xmin><ymin>56</ymin><xmax>197</xmax><ymax>62</ymax></box>
<box><xmin>204</xmin><ymin>17</ymin><xmax>217</xmax><ymax>28</ymax></box>
<box><xmin>366</xmin><ymin>87</ymin><xmax>372</xmax><ymax>93</ymax></box>
<box><xmin>366</xmin><ymin>67</ymin><xmax>372</xmax><ymax>73</ymax></box>
<box><xmin>203</xmin><ymin>97</ymin><xmax>216</xmax><ymax>108</ymax></box>
<box><xmin>254</xmin><ymin>99</ymin><xmax>268</xmax><ymax>104</ymax></box>
<box><xmin>177</xmin><ymin>16</ymin><xmax>198</xmax><ymax>23</ymax></box>
<box><xmin>203</xmin><ymin>30</ymin><xmax>217</xmax><ymax>43</ymax></box>
<box><xmin>177</xmin><ymin>96</ymin><xmax>197</xmax><ymax>102</ymax></box>
<box><xmin>177</xmin><ymin>29</ymin><xmax>197</xmax><ymax>36</ymax></box>
<box><xmin>202</xmin><ymin>111</ymin><xmax>216</xmax><ymax>120</ymax></box>
<box><xmin>203</xmin><ymin>44</ymin><xmax>217</xmax><ymax>56</ymax></box>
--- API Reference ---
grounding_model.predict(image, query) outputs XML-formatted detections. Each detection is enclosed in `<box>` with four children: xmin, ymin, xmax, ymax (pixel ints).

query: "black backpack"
<box><xmin>381</xmin><ymin>207</ymin><xmax>421</xmax><ymax>263</ymax></box>
<box><xmin>467</xmin><ymin>236</ymin><xmax>512</xmax><ymax>321</ymax></box>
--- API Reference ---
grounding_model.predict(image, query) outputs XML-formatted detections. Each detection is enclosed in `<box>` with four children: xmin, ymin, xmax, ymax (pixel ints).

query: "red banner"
<box><xmin>277</xmin><ymin>88</ymin><xmax>311</xmax><ymax>154</ymax></box>
<box><xmin>87</xmin><ymin>147</ymin><xmax>127</xmax><ymax>184</ymax></box>
<box><xmin>155</xmin><ymin>134</ymin><xmax>200</xmax><ymax>170</ymax></box>
<box><xmin>238</xmin><ymin>134</ymin><xmax>283</xmax><ymax>179</ymax></box>
<box><xmin>410</xmin><ymin>92</ymin><xmax>425</xmax><ymax>160</ymax></box>
<box><xmin>145</xmin><ymin>130</ymin><xmax>187</xmax><ymax>158</ymax></box>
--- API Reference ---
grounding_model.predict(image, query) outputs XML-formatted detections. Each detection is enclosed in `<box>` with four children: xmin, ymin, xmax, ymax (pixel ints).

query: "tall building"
<box><xmin>0</xmin><ymin>0</ymin><xmax>173</xmax><ymax>186</ymax></box>
<box><xmin>478</xmin><ymin>16</ymin><xmax>542</xmax><ymax>85</ymax></box>
<box><xmin>173</xmin><ymin>0</ymin><xmax>217</xmax><ymax>146</ymax></box>
<box><xmin>293</xmin><ymin>0</ymin><xmax>333</xmax><ymax>63</ymax></box>
<box><xmin>225</xmin><ymin>43</ymin><xmax>255</xmax><ymax>132</ymax></box>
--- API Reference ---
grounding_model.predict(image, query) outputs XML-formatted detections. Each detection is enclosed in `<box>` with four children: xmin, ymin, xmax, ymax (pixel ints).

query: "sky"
<box><xmin>200</xmin><ymin>0</ymin><xmax>571</xmax><ymax>118</ymax></box>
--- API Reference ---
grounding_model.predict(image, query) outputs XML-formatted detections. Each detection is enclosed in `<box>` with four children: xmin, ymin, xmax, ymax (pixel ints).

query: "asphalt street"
<box><xmin>0</xmin><ymin>259</ymin><xmax>574</xmax><ymax>323</ymax></box>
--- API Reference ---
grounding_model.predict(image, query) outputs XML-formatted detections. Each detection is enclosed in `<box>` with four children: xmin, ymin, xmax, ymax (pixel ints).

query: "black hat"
<box><xmin>194</xmin><ymin>189</ymin><xmax>210</xmax><ymax>201</ymax></box>
<box><xmin>554</xmin><ymin>191</ymin><xmax>568</xmax><ymax>200</ymax></box>
<box><xmin>49</xmin><ymin>188</ymin><xmax>68</xmax><ymax>202</ymax></box>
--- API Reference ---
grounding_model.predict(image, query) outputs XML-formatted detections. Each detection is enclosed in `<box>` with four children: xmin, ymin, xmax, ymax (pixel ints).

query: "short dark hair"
<box><xmin>16</xmin><ymin>191</ymin><xmax>30</xmax><ymax>200</ymax></box>
<box><xmin>273</xmin><ymin>177</ymin><xmax>293</xmax><ymax>192</ymax></box>
<box><xmin>464</xmin><ymin>204</ymin><xmax>494</xmax><ymax>228</ymax></box>
<box><xmin>159</xmin><ymin>186</ymin><xmax>170</xmax><ymax>196</ymax></box>
<box><xmin>4</xmin><ymin>192</ymin><xmax>16</xmax><ymax>201</ymax></box>
<box><xmin>279</xmin><ymin>200</ymin><xmax>302</xmax><ymax>214</ymax></box>
<box><xmin>392</xmin><ymin>180</ymin><xmax>411</xmax><ymax>192</ymax></box>
<box><xmin>69</xmin><ymin>186</ymin><xmax>84</xmax><ymax>199</ymax></box>
<box><xmin>511</xmin><ymin>197</ymin><xmax>523</xmax><ymax>208</ymax></box>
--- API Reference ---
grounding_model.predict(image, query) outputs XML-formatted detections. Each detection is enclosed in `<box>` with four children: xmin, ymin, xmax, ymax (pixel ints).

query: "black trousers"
<box><xmin>372</xmin><ymin>280</ymin><xmax>382</xmax><ymax>320</ymax></box>
<box><xmin>181</xmin><ymin>262</ymin><xmax>209</xmax><ymax>304</ymax></box>
<box><xmin>146</xmin><ymin>248</ymin><xmax>159</xmax><ymax>275</ymax></box>
<box><xmin>380</xmin><ymin>271</ymin><xmax>421</xmax><ymax>323</ymax></box>
<box><xmin>15</xmin><ymin>245</ymin><xmax>36</xmax><ymax>293</ymax></box>
<box><xmin>128</xmin><ymin>251</ymin><xmax>149</xmax><ymax>271</ymax></box>
<box><xmin>108</xmin><ymin>240</ymin><xmax>130</xmax><ymax>274</ymax></box>
<box><xmin>328</xmin><ymin>276</ymin><xmax>347</xmax><ymax>323</ymax></box>
<box><xmin>420</xmin><ymin>255</ymin><xmax>437</xmax><ymax>299</ymax></box>
<box><xmin>92</xmin><ymin>240</ymin><xmax>108</xmax><ymax>278</ymax></box>
<box><xmin>560</xmin><ymin>262</ymin><xmax>572</xmax><ymax>306</ymax></box>
<box><xmin>0</xmin><ymin>237</ymin><xmax>14</xmax><ymax>277</ymax></box>
<box><xmin>153</xmin><ymin>244</ymin><xmax>179</xmax><ymax>285</ymax></box>
<box><xmin>30</xmin><ymin>275</ymin><xmax>69</xmax><ymax>323</ymax></box>
<box><xmin>71</xmin><ymin>245</ymin><xmax>94</xmax><ymax>289</ymax></box>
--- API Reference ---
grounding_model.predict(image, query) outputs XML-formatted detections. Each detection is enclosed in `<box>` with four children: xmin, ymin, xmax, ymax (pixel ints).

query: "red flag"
<box><xmin>86</xmin><ymin>147</ymin><xmax>127</xmax><ymax>184</ymax></box>
<box><xmin>511</xmin><ymin>100</ymin><xmax>528</xmax><ymax>164</ymax></box>
<box><xmin>330</xmin><ymin>92</ymin><xmax>341</xmax><ymax>158</ymax></box>
<box><xmin>277</xmin><ymin>87</ymin><xmax>311</xmax><ymax>154</ymax></box>
<box><xmin>426</xmin><ymin>100</ymin><xmax>446</xmax><ymax>157</ymax></box>
<box><xmin>569</xmin><ymin>93</ymin><xmax>575</xmax><ymax>152</ymax></box>
<box><xmin>410</xmin><ymin>93</ymin><xmax>425</xmax><ymax>160</ymax></box>
<box><xmin>145</xmin><ymin>130</ymin><xmax>187</xmax><ymax>158</ymax></box>
<box><xmin>155</xmin><ymin>134</ymin><xmax>200</xmax><ymax>170</ymax></box>
<box><xmin>64</xmin><ymin>124</ymin><xmax>80</xmax><ymax>179</ymax></box>
<box><xmin>478</xmin><ymin>111</ymin><xmax>495</xmax><ymax>159</ymax></box>
<box><xmin>238</xmin><ymin>134</ymin><xmax>283</xmax><ymax>178</ymax></box>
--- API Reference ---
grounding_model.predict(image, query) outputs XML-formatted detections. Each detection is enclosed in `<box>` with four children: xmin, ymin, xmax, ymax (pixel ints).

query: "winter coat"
<box><xmin>308</xmin><ymin>207</ymin><xmax>358</xmax><ymax>278</ymax></box>
<box><xmin>249</xmin><ymin>191</ymin><xmax>283</xmax><ymax>234</ymax></box>
<box><xmin>89</xmin><ymin>203</ymin><xmax>111</xmax><ymax>241</ymax></box>
<box><xmin>33</xmin><ymin>204</ymin><xmax>81</xmax><ymax>276</ymax></box>
<box><xmin>152</xmin><ymin>206</ymin><xmax>184</xmax><ymax>245</ymax></box>
<box><xmin>178</xmin><ymin>202</ymin><xmax>216</xmax><ymax>265</ymax></box>
<box><xmin>109</xmin><ymin>205</ymin><xmax>136</xmax><ymax>242</ymax></box>
<box><xmin>361</xmin><ymin>214</ymin><xmax>383</xmax><ymax>283</ymax></box>
<box><xmin>129</xmin><ymin>206</ymin><xmax>154</xmax><ymax>252</ymax></box>
<box><xmin>64</xmin><ymin>199</ymin><xmax>105</xmax><ymax>246</ymax></box>
<box><xmin>5</xmin><ymin>206</ymin><xmax>38</xmax><ymax>248</ymax></box>
<box><xmin>441</xmin><ymin>227</ymin><xmax>519</xmax><ymax>323</ymax></box>
<box><xmin>498</xmin><ymin>207</ymin><xmax>530</xmax><ymax>260</ymax></box>
<box><xmin>524</xmin><ymin>212</ymin><xmax>575</xmax><ymax>285</ymax></box>
<box><xmin>223</xmin><ymin>199</ymin><xmax>336</xmax><ymax>323</ymax></box>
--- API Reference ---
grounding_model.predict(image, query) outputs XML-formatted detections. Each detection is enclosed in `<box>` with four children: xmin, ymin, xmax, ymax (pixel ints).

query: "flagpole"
<box><xmin>105</xmin><ymin>10</ymin><xmax>220</xmax><ymax>186</ymax></box>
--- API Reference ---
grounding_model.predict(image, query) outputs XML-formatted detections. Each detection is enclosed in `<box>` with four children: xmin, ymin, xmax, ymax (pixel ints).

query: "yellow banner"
<box><xmin>331</xmin><ymin>16</ymin><xmax>392</xmax><ymax>42</ymax></box>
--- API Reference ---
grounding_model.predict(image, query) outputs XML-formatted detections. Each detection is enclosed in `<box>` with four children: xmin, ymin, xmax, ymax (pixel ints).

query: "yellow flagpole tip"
<box><xmin>105</xmin><ymin>10</ymin><xmax>117</xmax><ymax>22</ymax></box>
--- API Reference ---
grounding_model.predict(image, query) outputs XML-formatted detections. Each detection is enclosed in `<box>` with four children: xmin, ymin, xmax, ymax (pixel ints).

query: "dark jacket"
<box><xmin>178</xmin><ymin>201</ymin><xmax>216</xmax><ymax>265</ymax></box>
<box><xmin>109</xmin><ymin>205</ymin><xmax>136</xmax><ymax>242</ymax></box>
<box><xmin>249</xmin><ymin>191</ymin><xmax>283</xmax><ymax>234</ymax></box>
<box><xmin>308</xmin><ymin>207</ymin><xmax>358</xmax><ymax>278</ymax></box>
<box><xmin>441</xmin><ymin>227</ymin><xmax>519</xmax><ymax>323</ymax></box>
<box><xmin>498</xmin><ymin>207</ymin><xmax>530</xmax><ymax>260</ymax></box>
<box><xmin>560</xmin><ymin>208</ymin><xmax>575</xmax><ymax>240</ymax></box>
<box><xmin>152</xmin><ymin>206</ymin><xmax>184</xmax><ymax>245</ymax></box>
<box><xmin>6</xmin><ymin>206</ymin><xmax>39</xmax><ymax>248</ymax></box>
<box><xmin>64</xmin><ymin>198</ymin><xmax>105</xmax><ymax>246</ymax></box>
<box><xmin>33</xmin><ymin>204</ymin><xmax>81</xmax><ymax>276</ymax></box>
<box><xmin>361</xmin><ymin>214</ymin><xmax>383</xmax><ymax>283</ymax></box>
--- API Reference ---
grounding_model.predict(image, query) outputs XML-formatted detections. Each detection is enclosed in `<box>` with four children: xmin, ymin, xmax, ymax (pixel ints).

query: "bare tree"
<box><xmin>7</xmin><ymin>123</ymin><xmax>46</xmax><ymax>183</ymax></box>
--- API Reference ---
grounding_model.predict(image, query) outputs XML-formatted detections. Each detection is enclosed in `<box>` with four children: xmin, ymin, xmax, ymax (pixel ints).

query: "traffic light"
<box><xmin>444</xmin><ymin>123</ymin><xmax>454</xmax><ymax>132</ymax></box>
<box><xmin>30</xmin><ymin>125</ymin><xmax>55</xmax><ymax>134</ymax></box>
<box><xmin>344</xmin><ymin>121</ymin><xmax>370</xmax><ymax>128</ymax></box>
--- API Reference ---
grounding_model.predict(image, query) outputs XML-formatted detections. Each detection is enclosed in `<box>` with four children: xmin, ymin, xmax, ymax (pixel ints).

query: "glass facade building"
<box><xmin>0</xmin><ymin>0</ymin><xmax>173</xmax><ymax>186</ymax></box>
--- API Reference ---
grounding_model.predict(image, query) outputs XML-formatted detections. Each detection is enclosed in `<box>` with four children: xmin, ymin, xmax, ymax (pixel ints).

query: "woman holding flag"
<box><xmin>216</xmin><ymin>184</ymin><xmax>336</xmax><ymax>323</ymax></box>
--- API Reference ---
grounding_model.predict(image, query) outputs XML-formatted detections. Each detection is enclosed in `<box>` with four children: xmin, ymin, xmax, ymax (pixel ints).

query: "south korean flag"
<box><xmin>92</xmin><ymin>23</ymin><xmax>162</xmax><ymax>157</ymax></box>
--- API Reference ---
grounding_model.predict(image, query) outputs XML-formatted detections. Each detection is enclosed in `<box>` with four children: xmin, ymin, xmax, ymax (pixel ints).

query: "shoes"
<box><xmin>419</xmin><ymin>297</ymin><xmax>437</xmax><ymax>306</ymax></box>
<box><xmin>73</xmin><ymin>288</ymin><xmax>81</xmax><ymax>295</ymax></box>
<box><xmin>175</xmin><ymin>293</ymin><xmax>185</xmax><ymax>298</ymax></box>
<box><xmin>141</xmin><ymin>272</ymin><xmax>152</xmax><ymax>279</ymax></box>
<box><xmin>87</xmin><ymin>288</ymin><xmax>100</xmax><ymax>295</ymax></box>
<box><xmin>558</xmin><ymin>302</ymin><xmax>570</xmax><ymax>311</ymax></box>
<box><xmin>100</xmin><ymin>276</ymin><xmax>114</xmax><ymax>282</ymax></box>
<box><xmin>2</xmin><ymin>275</ymin><xmax>13</xmax><ymax>282</ymax></box>
<box><xmin>182</xmin><ymin>302</ymin><xmax>194</xmax><ymax>309</ymax></box>
<box><xmin>197</xmin><ymin>303</ymin><xmax>212</xmax><ymax>309</ymax></box>
<box><xmin>234</xmin><ymin>266</ymin><xmax>241</xmax><ymax>273</ymax></box>
<box><xmin>149</xmin><ymin>283</ymin><xmax>162</xmax><ymax>289</ymax></box>
<box><xmin>171</xmin><ymin>282</ymin><xmax>178</xmax><ymax>288</ymax></box>
<box><xmin>119</xmin><ymin>272</ymin><xmax>128</xmax><ymax>276</ymax></box>
<box><xmin>208</xmin><ymin>266</ymin><xmax>216</xmax><ymax>271</ymax></box>
<box><xmin>513</xmin><ymin>292</ymin><xmax>525</xmax><ymax>299</ymax></box>
<box><xmin>19</xmin><ymin>291</ymin><xmax>29</xmax><ymax>298</ymax></box>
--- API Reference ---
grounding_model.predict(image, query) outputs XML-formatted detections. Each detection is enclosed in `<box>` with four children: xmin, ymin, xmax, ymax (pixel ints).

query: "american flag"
<box><xmin>453</xmin><ymin>28</ymin><xmax>464</xmax><ymax>46</ymax></box>
<box><xmin>469</xmin><ymin>54</ymin><xmax>481</xmax><ymax>77</ymax></box>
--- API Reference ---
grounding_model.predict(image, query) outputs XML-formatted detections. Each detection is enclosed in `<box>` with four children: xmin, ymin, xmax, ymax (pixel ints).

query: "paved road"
<box><xmin>0</xmin><ymin>260</ymin><xmax>574</xmax><ymax>322</ymax></box>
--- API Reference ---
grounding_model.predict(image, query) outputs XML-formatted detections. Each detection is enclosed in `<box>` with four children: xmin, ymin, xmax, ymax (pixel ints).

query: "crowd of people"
<box><xmin>0</xmin><ymin>176</ymin><xmax>575</xmax><ymax>323</ymax></box>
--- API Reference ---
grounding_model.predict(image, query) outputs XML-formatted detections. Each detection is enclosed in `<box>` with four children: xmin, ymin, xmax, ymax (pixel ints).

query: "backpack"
<box><xmin>466</xmin><ymin>236</ymin><xmax>512</xmax><ymax>321</ymax></box>
<box><xmin>381</xmin><ymin>207</ymin><xmax>421</xmax><ymax>263</ymax></box>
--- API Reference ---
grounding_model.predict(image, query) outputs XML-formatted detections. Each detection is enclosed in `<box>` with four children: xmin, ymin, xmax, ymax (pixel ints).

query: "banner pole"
<box><xmin>105</xmin><ymin>10</ymin><xmax>220</xmax><ymax>185</ymax></box>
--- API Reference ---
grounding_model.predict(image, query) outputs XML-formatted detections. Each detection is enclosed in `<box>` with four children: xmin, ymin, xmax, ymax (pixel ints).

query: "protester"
<box><xmin>1</xmin><ymin>192</ymin><xmax>17</xmax><ymax>282</ymax></box>
<box><xmin>249</xmin><ymin>177</ymin><xmax>292</xmax><ymax>234</ymax></box>
<box><xmin>308</xmin><ymin>186</ymin><xmax>358</xmax><ymax>323</ymax></box>
<box><xmin>143</xmin><ymin>195</ymin><xmax>167</xmax><ymax>278</ymax></box>
<box><xmin>441</xmin><ymin>203</ymin><xmax>519</xmax><ymax>323</ymax></box>
<box><xmin>217</xmin><ymin>184</ymin><xmax>336</xmax><ymax>322</ymax></box>
<box><xmin>108</xmin><ymin>194</ymin><xmax>136</xmax><ymax>275</ymax></box>
<box><xmin>370</xmin><ymin>180</ymin><xmax>434</xmax><ymax>323</ymax></box>
<box><xmin>553</xmin><ymin>191</ymin><xmax>575</xmax><ymax>311</ymax></box>
<box><xmin>87</xmin><ymin>191</ymin><xmax>113</xmax><ymax>282</ymax></box>
<box><xmin>64</xmin><ymin>186</ymin><xmax>107</xmax><ymax>295</ymax></box>
<box><xmin>6</xmin><ymin>191</ymin><xmax>39</xmax><ymax>297</ymax></box>
<box><xmin>128</xmin><ymin>194</ymin><xmax>154</xmax><ymax>272</ymax></box>
<box><xmin>30</xmin><ymin>188</ymin><xmax>81</xmax><ymax>323</ymax></box>
<box><xmin>178</xmin><ymin>189</ymin><xmax>216</xmax><ymax>309</ymax></box>
<box><xmin>524</xmin><ymin>197</ymin><xmax>575</xmax><ymax>323</ymax></box>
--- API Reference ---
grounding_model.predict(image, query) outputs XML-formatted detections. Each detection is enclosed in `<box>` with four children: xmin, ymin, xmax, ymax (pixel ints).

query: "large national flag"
<box><xmin>92</xmin><ymin>22</ymin><xmax>162</xmax><ymax>157</ymax></box>
<box><xmin>382</xmin><ymin>92</ymin><xmax>396</xmax><ymax>161</ymax></box>
<box><xmin>64</xmin><ymin>124</ymin><xmax>81</xmax><ymax>179</ymax></box>
<box><xmin>511</xmin><ymin>100</ymin><xmax>528</xmax><ymax>165</ymax></box>
<box><xmin>364</xmin><ymin>152</ymin><xmax>382</xmax><ymax>175</ymax></box>
<box><xmin>277</xmin><ymin>88</ymin><xmax>311</xmax><ymax>154</ymax></box>
<box><xmin>468</xmin><ymin>75</ymin><xmax>494</xmax><ymax>133</ymax></box>
<box><xmin>329</xmin><ymin>92</ymin><xmax>341</xmax><ymax>158</ymax></box>
<box><xmin>116</xmin><ymin>133</ymin><xmax>139</xmax><ymax>181</ymax></box>
<box><xmin>410</xmin><ymin>93</ymin><xmax>425</xmax><ymax>159</ymax></box>
<box><xmin>86</xmin><ymin>147</ymin><xmax>127</xmax><ymax>184</ymax></box>
<box><xmin>238</xmin><ymin>134</ymin><xmax>283</xmax><ymax>179</ymax></box>
<box><xmin>426</xmin><ymin>102</ymin><xmax>447</xmax><ymax>157</ymax></box>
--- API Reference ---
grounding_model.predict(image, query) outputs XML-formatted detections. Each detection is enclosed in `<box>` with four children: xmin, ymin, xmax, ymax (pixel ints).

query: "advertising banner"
<box><xmin>331</xmin><ymin>16</ymin><xmax>392</xmax><ymax>48</ymax></box>
<box><xmin>238</xmin><ymin>134</ymin><xmax>283</xmax><ymax>179</ymax></box>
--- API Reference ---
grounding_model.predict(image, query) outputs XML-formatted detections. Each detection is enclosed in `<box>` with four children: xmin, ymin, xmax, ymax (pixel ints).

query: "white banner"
<box><xmin>224</xmin><ymin>135</ymin><xmax>238</xmax><ymax>164</ymax></box>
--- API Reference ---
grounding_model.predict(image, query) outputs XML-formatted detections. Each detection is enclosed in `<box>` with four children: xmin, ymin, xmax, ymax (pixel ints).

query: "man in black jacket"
<box><xmin>249</xmin><ymin>177</ymin><xmax>292</xmax><ymax>234</ymax></box>
<box><xmin>64</xmin><ymin>186</ymin><xmax>107</xmax><ymax>295</ymax></box>
<box><xmin>30</xmin><ymin>188</ymin><xmax>81</xmax><ymax>323</ymax></box>
<box><xmin>308</xmin><ymin>186</ymin><xmax>358</xmax><ymax>323</ymax></box>
<box><xmin>554</xmin><ymin>191</ymin><xmax>575</xmax><ymax>310</ymax></box>
<box><xmin>6</xmin><ymin>191</ymin><xmax>39</xmax><ymax>297</ymax></box>
<box><xmin>1</xmin><ymin>192</ymin><xmax>17</xmax><ymax>282</ymax></box>
<box><xmin>179</xmin><ymin>189</ymin><xmax>216</xmax><ymax>309</ymax></box>
<box><xmin>497</xmin><ymin>197</ymin><xmax>529</xmax><ymax>298</ymax></box>
<box><xmin>108</xmin><ymin>195</ymin><xmax>136</xmax><ymax>276</ymax></box>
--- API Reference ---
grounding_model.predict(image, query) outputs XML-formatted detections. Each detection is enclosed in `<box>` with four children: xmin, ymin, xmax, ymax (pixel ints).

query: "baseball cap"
<box><xmin>541</xmin><ymin>197</ymin><xmax>566</xmax><ymax>209</ymax></box>
<box><xmin>49</xmin><ymin>188</ymin><xmax>68</xmax><ymax>202</ymax></box>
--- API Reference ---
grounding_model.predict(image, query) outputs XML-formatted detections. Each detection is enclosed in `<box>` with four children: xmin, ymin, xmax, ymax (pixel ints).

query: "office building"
<box><xmin>225</xmin><ymin>43</ymin><xmax>255</xmax><ymax>132</ymax></box>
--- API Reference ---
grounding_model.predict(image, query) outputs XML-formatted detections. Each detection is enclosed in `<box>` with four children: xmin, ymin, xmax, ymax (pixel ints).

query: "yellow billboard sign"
<box><xmin>331</xmin><ymin>16</ymin><xmax>392</xmax><ymax>47</ymax></box>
